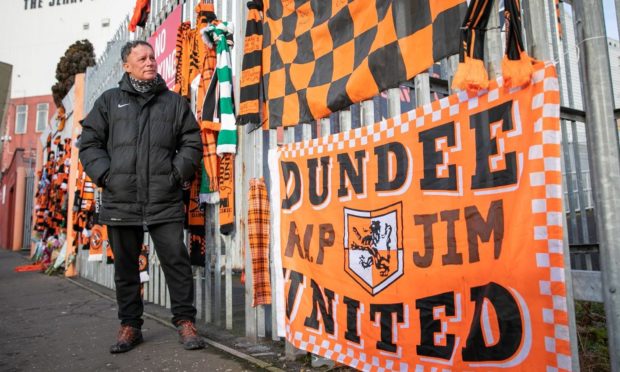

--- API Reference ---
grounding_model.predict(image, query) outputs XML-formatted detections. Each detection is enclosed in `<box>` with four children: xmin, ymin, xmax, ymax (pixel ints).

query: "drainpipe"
<box><xmin>12</xmin><ymin>166</ymin><xmax>26</xmax><ymax>251</ymax></box>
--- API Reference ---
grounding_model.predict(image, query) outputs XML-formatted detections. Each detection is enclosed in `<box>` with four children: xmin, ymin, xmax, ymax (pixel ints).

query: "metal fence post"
<box><xmin>524</xmin><ymin>1</ymin><xmax>581</xmax><ymax>369</ymax></box>
<box><xmin>484</xmin><ymin>0</ymin><xmax>502</xmax><ymax>79</ymax></box>
<box><xmin>573</xmin><ymin>0</ymin><xmax>620</xmax><ymax>370</ymax></box>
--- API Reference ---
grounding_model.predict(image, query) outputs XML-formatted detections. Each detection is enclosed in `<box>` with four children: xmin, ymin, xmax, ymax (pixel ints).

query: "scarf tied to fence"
<box><xmin>452</xmin><ymin>0</ymin><xmax>534</xmax><ymax>92</ymax></box>
<box><xmin>238</xmin><ymin>0</ymin><xmax>263</xmax><ymax>126</ymax></box>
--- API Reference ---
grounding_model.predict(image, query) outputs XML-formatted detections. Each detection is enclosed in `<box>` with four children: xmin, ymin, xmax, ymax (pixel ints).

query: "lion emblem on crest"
<box><xmin>351</xmin><ymin>220</ymin><xmax>393</xmax><ymax>276</ymax></box>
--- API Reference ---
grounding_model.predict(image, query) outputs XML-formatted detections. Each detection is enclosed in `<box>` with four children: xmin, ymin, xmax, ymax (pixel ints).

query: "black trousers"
<box><xmin>107</xmin><ymin>222</ymin><xmax>196</xmax><ymax>328</ymax></box>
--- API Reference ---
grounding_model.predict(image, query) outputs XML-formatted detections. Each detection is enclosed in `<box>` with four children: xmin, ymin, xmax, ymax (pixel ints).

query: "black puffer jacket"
<box><xmin>79</xmin><ymin>73</ymin><xmax>202</xmax><ymax>226</ymax></box>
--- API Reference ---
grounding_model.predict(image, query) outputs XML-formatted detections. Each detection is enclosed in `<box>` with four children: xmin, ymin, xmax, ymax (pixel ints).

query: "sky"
<box><xmin>0</xmin><ymin>1</ymin><xmax>134</xmax><ymax>97</ymax></box>
<box><xmin>604</xmin><ymin>0</ymin><xmax>619</xmax><ymax>39</ymax></box>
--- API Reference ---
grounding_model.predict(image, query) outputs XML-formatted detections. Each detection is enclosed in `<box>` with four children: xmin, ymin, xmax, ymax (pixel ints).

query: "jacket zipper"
<box><xmin>140</xmin><ymin>94</ymin><xmax>155</xmax><ymax>227</ymax></box>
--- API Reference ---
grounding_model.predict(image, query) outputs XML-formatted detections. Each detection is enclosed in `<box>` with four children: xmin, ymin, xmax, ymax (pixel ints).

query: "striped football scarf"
<box><xmin>202</xmin><ymin>21</ymin><xmax>237</xmax><ymax>155</ymax></box>
<box><xmin>238</xmin><ymin>0</ymin><xmax>263</xmax><ymax>126</ymax></box>
<box><xmin>452</xmin><ymin>0</ymin><xmax>533</xmax><ymax>92</ymax></box>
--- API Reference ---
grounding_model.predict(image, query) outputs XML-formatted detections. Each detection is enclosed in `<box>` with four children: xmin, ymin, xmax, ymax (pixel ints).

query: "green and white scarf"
<box><xmin>202</xmin><ymin>21</ymin><xmax>237</xmax><ymax>154</ymax></box>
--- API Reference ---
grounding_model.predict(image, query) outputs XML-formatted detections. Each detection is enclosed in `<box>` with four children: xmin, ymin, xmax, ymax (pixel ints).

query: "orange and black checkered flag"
<box><xmin>250</xmin><ymin>0</ymin><xmax>467</xmax><ymax>128</ymax></box>
<box><xmin>238</xmin><ymin>0</ymin><xmax>264</xmax><ymax>126</ymax></box>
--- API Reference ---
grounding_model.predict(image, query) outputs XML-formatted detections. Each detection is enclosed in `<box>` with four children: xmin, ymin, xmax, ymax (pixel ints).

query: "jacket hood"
<box><xmin>119</xmin><ymin>72</ymin><xmax>168</xmax><ymax>95</ymax></box>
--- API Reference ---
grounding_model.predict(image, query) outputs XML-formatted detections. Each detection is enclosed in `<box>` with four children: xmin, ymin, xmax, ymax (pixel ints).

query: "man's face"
<box><xmin>123</xmin><ymin>44</ymin><xmax>157</xmax><ymax>81</ymax></box>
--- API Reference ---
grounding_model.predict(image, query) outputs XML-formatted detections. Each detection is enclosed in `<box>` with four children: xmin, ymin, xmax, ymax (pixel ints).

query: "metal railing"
<box><xmin>22</xmin><ymin>171</ymin><xmax>34</xmax><ymax>251</ymax></box>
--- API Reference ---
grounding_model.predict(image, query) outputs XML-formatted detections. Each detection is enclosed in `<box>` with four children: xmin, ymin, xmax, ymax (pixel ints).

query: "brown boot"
<box><xmin>176</xmin><ymin>320</ymin><xmax>205</xmax><ymax>350</ymax></box>
<box><xmin>109</xmin><ymin>325</ymin><xmax>143</xmax><ymax>354</ymax></box>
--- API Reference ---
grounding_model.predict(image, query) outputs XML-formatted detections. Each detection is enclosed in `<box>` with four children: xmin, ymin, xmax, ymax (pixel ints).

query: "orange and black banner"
<box><xmin>269</xmin><ymin>63</ymin><xmax>571</xmax><ymax>370</ymax></box>
<box><xmin>88</xmin><ymin>224</ymin><xmax>106</xmax><ymax>262</ymax></box>
<box><xmin>258</xmin><ymin>0</ymin><xmax>466</xmax><ymax>127</ymax></box>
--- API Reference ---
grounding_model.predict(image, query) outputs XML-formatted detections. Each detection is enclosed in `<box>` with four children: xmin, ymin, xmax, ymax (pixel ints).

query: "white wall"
<box><xmin>0</xmin><ymin>0</ymin><xmax>135</xmax><ymax>98</ymax></box>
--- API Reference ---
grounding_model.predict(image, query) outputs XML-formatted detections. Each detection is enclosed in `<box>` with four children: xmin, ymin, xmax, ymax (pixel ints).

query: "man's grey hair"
<box><xmin>121</xmin><ymin>41</ymin><xmax>153</xmax><ymax>63</ymax></box>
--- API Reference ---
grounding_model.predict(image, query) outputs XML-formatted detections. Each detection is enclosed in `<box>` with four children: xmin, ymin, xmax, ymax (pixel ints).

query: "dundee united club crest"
<box><xmin>344</xmin><ymin>202</ymin><xmax>403</xmax><ymax>295</ymax></box>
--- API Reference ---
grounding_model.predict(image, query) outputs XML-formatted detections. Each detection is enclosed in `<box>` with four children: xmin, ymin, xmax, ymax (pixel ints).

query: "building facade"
<box><xmin>0</xmin><ymin>0</ymin><xmax>134</xmax><ymax>98</ymax></box>
<box><xmin>1</xmin><ymin>95</ymin><xmax>54</xmax><ymax>171</ymax></box>
<box><xmin>0</xmin><ymin>94</ymin><xmax>54</xmax><ymax>250</ymax></box>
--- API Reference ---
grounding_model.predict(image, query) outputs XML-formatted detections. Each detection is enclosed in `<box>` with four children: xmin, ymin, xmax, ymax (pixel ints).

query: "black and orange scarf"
<box><xmin>238</xmin><ymin>0</ymin><xmax>263</xmax><ymax>126</ymax></box>
<box><xmin>452</xmin><ymin>0</ymin><xmax>534</xmax><ymax>92</ymax></box>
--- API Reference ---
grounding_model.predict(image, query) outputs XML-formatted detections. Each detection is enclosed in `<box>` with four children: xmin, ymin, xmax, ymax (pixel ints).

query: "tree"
<box><xmin>51</xmin><ymin>39</ymin><xmax>96</xmax><ymax>109</ymax></box>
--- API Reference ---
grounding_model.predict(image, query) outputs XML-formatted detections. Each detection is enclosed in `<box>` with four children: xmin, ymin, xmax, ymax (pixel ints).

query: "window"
<box><xmin>15</xmin><ymin>105</ymin><xmax>27</xmax><ymax>134</ymax></box>
<box><xmin>83</xmin><ymin>23</ymin><xmax>89</xmax><ymax>30</ymax></box>
<box><xmin>101</xmin><ymin>18</ymin><xmax>110</xmax><ymax>27</ymax></box>
<box><xmin>36</xmin><ymin>103</ymin><xmax>48</xmax><ymax>132</ymax></box>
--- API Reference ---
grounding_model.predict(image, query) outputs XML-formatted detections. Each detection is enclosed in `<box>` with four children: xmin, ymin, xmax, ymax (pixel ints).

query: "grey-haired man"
<box><xmin>80</xmin><ymin>40</ymin><xmax>204</xmax><ymax>353</ymax></box>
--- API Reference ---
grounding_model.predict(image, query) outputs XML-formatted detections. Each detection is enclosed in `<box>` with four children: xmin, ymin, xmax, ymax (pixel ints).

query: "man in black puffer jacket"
<box><xmin>79</xmin><ymin>40</ymin><xmax>204</xmax><ymax>353</ymax></box>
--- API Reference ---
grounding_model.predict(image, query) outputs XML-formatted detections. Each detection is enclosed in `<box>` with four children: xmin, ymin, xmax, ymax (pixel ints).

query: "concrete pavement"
<box><xmin>0</xmin><ymin>249</ymin><xmax>269</xmax><ymax>372</ymax></box>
